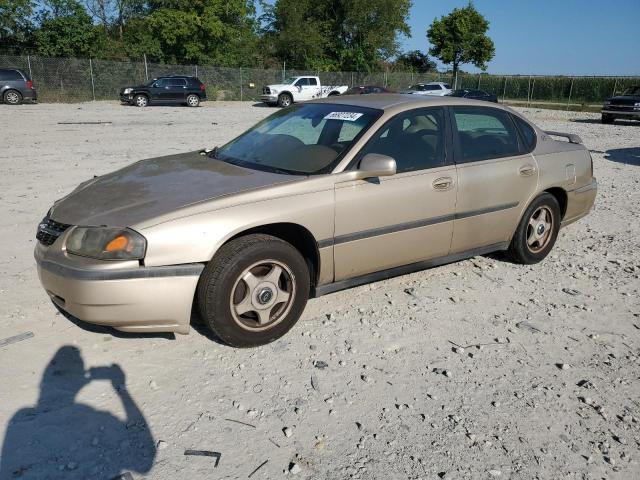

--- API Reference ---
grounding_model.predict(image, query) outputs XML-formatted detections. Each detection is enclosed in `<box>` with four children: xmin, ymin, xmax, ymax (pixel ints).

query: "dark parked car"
<box><xmin>345</xmin><ymin>85</ymin><xmax>395</xmax><ymax>95</ymax></box>
<box><xmin>601</xmin><ymin>86</ymin><xmax>640</xmax><ymax>124</ymax></box>
<box><xmin>119</xmin><ymin>76</ymin><xmax>206</xmax><ymax>107</ymax></box>
<box><xmin>448</xmin><ymin>89</ymin><xmax>498</xmax><ymax>103</ymax></box>
<box><xmin>0</xmin><ymin>68</ymin><xmax>37</xmax><ymax>105</ymax></box>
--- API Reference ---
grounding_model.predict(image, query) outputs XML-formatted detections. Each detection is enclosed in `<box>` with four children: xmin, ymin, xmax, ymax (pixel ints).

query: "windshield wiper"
<box><xmin>201</xmin><ymin>146</ymin><xmax>219</xmax><ymax>158</ymax></box>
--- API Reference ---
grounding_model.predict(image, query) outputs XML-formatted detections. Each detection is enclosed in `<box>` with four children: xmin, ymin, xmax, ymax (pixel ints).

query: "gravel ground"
<box><xmin>0</xmin><ymin>101</ymin><xmax>639</xmax><ymax>480</ymax></box>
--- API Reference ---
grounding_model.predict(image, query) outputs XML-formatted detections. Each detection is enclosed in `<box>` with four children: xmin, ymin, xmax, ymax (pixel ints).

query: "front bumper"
<box><xmin>35</xmin><ymin>242</ymin><xmax>203</xmax><ymax>334</ymax></box>
<box><xmin>260</xmin><ymin>94</ymin><xmax>278</xmax><ymax>103</ymax></box>
<box><xmin>601</xmin><ymin>109</ymin><xmax>640</xmax><ymax>118</ymax></box>
<box><xmin>120</xmin><ymin>93</ymin><xmax>133</xmax><ymax>103</ymax></box>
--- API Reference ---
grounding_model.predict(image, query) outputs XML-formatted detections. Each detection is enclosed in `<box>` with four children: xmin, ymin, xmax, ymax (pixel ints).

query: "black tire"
<box><xmin>4</xmin><ymin>89</ymin><xmax>23</xmax><ymax>105</ymax></box>
<box><xmin>133</xmin><ymin>94</ymin><xmax>148</xmax><ymax>107</ymax></box>
<box><xmin>507</xmin><ymin>193</ymin><xmax>561</xmax><ymax>265</ymax></box>
<box><xmin>197</xmin><ymin>234</ymin><xmax>310</xmax><ymax>347</ymax></box>
<box><xmin>277</xmin><ymin>93</ymin><xmax>293</xmax><ymax>108</ymax></box>
<box><xmin>328</xmin><ymin>91</ymin><xmax>340</xmax><ymax>96</ymax></box>
<box><xmin>601</xmin><ymin>114</ymin><xmax>614</xmax><ymax>124</ymax></box>
<box><xmin>186</xmin><ymin>94</ymin><xmax>200</xmax><ymax>107</ymax></box>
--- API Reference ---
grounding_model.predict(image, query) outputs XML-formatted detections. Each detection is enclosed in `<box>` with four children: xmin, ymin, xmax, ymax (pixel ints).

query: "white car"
<box><xmin>403</xmin><ymin>82</ymin><xmax>452</xmax><ymax>96</ymax></box>
<box><xmin>261</xmin><ymin>76</ymin><xmax>349</xmax><ymax>107</ymax></box>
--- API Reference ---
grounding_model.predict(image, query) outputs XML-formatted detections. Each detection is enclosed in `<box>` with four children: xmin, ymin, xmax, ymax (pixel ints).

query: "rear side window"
<box><xmin>308</xmin><ymin>78</ymin><xmax>318</xmax><ymax>86</ymax></box>
<box><xmin>167</xmin><ymin>79</ymin><xmax>187</xmax><ymax>87</ymax></box>
<box><xmin>0</xmin><ymin>69</ymin><xmax>24</xmax><ymax>81</ymax></box>
<box><xmin>425</xmin><ymin>84</ymin><xmax>441</xmax><ymax>91</ymax></box>
<box><xmin>452</xmin><ymin>107</ymin><xmax>521</xmax><ymax>163</ymax></box>
<box><xmin>512</xmin><ymin>115</ymin><xmax>537</xmax><ymax>152</ymax></box>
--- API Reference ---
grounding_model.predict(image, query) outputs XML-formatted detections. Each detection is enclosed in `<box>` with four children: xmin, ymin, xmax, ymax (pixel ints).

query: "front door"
<box><xmin>449</xmin><ymin>106</ymin><xmax>539</xmax><ymax>253</ymax></box>
<box><xmin>333</xmin><ymin>107</ymin><xmax>457</xmax><ymax>281</ymax></box>
<box><xmin>294</xmin><ymin>78</ymin><xmax>318</xmax><ymax>101</ymax></box>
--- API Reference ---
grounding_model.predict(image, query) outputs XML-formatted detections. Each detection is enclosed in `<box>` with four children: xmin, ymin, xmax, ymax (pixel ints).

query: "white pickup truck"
<box><xmin>261</xmin><ymin>76</ymin><xmax>349</xmax><ymax>107</ymax></box>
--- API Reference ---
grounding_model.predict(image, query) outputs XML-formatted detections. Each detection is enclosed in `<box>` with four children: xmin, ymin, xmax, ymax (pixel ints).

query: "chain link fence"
<box><xmin>1</xmin><ymin>54</ymin><xmax>638</xmax><ymax>109</ymax></box>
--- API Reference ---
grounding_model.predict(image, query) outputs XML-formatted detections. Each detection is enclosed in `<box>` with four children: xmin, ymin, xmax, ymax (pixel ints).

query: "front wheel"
<box><xmin>197</xmin><ymin>234</ymin><xmax>309</xmax><ymax>347</ymax></box>
<box><xmin>186</xmin><ymin>94</ymin><xmax>200</xmax><ymax>107</ymax></box>
<box><xmin>507</xmin><ymin>193</ymin><xmax>561</xmax><ymax>264</ymax></box>
<box><xmin>277</xmin><ymin>93</ymin><xmax>292</xmax><ymax>108</ymax></box>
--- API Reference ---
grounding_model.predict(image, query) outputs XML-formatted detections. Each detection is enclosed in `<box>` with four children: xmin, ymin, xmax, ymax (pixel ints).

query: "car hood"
<box><xmin>266</xmin><ymin>83</ymin><xmax>290</xmax><ymax>90</ymax></box>
<box><xmin>49</xmin><ymin>151</ymin><xmax>298</xmax><ymax>227</ymax></box>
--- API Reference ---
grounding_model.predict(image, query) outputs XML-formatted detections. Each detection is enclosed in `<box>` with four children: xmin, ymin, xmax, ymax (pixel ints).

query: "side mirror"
<box><xmin>354</xmin><ymin>153</ymin><xmax>397</xmax><ymax>180</ymax></box>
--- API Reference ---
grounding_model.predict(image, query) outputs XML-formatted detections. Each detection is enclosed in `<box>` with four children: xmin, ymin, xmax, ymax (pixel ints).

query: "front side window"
<box><xmin>452</xmin><ymin>107</ymin><xmax>520</xmax><ymax>163</ymax></box>
<box><xmin>154</xmin><ymin>78</ymin><xmax>169</xmax><ymax>87</ymax></box>
<box><xmin>357</xmin><ymin>107</ymin><xmax>446</xmax><ymax>173</ymax></box>
<box><xmin>294</xmin><ymin>78</ymin><xmax>309</xmax><ymax>87</ymax></box>
<box><xmin>217</xmin><ymin>103</ymin><xmax>381</xmax><ymax>175</ymax></box>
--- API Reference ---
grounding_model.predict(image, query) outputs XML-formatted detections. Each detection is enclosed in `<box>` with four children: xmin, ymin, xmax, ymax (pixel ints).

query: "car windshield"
<box><xmin>282</xmin><ymin>77</ymin><xmax>299</xmax><ymax>85</ymax></box>
<box><xmin>622</xmin><ymin>86</ymin><xmax>640</xmax><ymax>96</ymax></box>
<box><xmin>216</xmin><ymin>103</ymin><xmax>382</xmax><ymax>175</ymax></box>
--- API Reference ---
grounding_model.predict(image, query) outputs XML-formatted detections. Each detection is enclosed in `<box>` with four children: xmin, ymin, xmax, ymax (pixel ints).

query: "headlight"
<box><xmin>123</xmin><ymin>88</ymin><xmax>133</xmax><ymax>94</ymax></box>
<box><xmin>66</xmin><ymin>227</ymin><xmax>146</xmax><ymax>260</ymax></box>
<box><xmin>635</xmin><ymin>102</ymin><xmax>640</xmax><ymax>110</ymax></box>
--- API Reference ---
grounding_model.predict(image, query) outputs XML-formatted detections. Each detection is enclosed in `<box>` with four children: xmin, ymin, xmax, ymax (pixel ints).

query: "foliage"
<box><xmin>34</xmin><ymin>0</ymin><xmax>104</xmax><ymax>57</ymax></box>
<box><xmin>264</xmin><ymin>0</ymin><xmax>412</xmax><ymax>72</ymax></box>
<box><xmin>0</xmin><ymin>0</ymin><xmax>35</xmax><ymax>51</ymax></box>
<box><xmin>394</xmin><ymin>50</ymin><xmax>436</xmax><ymax>73</ymax></box>
<box><xmin>426</xmin><ymin>3</ymin><xmax>495</xmax><ymax>81</ymax></box>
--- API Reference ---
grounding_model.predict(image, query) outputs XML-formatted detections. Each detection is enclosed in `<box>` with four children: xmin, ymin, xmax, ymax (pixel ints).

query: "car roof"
<box><xmin>310</xmin><ymin>94</ymin><xmax>514</xmax><ymax>114</ymax></box>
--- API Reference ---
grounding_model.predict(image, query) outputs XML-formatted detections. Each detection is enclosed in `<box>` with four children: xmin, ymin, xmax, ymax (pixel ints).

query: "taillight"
<box><xmin>26</xmin><ymin>80</ymin><xmax>33</xmax><ymax>89</ymax></box>
<box><xmin>200</xmin><ymin>84</ymin><xmax>205</xmax><ymax>91</ymax></box>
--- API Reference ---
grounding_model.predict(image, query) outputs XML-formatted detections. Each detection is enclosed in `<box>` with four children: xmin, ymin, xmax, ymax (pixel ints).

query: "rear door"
<box><xmin>449</xmin><ymin>106</ymin><xmax>539</xmax><ymax>253</ymax></box>
<box><xmin>333</xmin><ymin>107</ymin><xmax>457</xmax><ymax>280</ymax></box>
<box><xmin>164</xmin><ymin>78</ymin><xmax>187</xmax><ymax>102</ymax></box>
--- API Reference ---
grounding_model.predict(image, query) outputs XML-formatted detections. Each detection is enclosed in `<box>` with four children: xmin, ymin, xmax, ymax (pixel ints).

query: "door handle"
<box><xmin>519</xmin><ymin>164</ymin><xmax>536</xmax><ymax>176</ymax></box>
<box><xmin>432</xmin><ymin>177</ymin><xmax>454</xmax><ymax>191</ymax></box>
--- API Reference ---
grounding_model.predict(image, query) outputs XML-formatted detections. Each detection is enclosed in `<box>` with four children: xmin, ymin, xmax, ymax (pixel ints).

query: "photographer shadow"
<box><xmin>0</xmin><ymin>346</ymin><xmax>156</xmax><ymax>479</ymax></box>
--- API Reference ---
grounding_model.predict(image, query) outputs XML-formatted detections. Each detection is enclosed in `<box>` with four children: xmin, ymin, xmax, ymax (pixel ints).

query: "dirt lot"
<box><xmin>0</xmin><ymin>101</ymin><xmax>639</xmax><ymax>480</ymax></box>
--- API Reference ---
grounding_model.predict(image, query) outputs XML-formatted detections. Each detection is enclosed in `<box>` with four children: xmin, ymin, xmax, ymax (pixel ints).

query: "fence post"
<box><xmin>240</xmin><ymin>67</ymin><xmax>243</xmax><ymax>101</ymax></box>
<box><xmin>351</xmin><ymin>71</ymin><xmax>354</xmax><ymax>87</ymax></box>
<box><xmin>612</xmin><ymin>77</ymin><xmax>618</xmax><ymax>96</ymax></box>
<box><xmin>195</xmin><ymin>64</ymin><xmax>198</xmax><ymax>77</ymax></box>
<box><xmin>526</xmin><ymin>76</ymin><xmax>531</xmax><ymax>107</ymax></box>
<box><xmin>144</xmin><ymin>54</ymin><xmax>149</xmax><ymax>81</ymax></box>
<box><xmin>530</xmin><ymin>77</ymin><xmax>536</xmax><ymax>106</ymax></box>
<box><xmin>502</xmin><ymin>76</ymin><xmax>508</xmax><ymax>102</ymax></box>
<box><xmin>477</xmin><ymin>75</ymin><xmax>481</xmax><ymax>89</ymax></box>
<box><xmin>27</xmin><ymin>54</ymin><xmax>32</xmax><ymax>79</ymax></box>
<box><xmin>283</xmin><ymin>61</ymin><xmax>286</xmax><ymax>82</ymax></box>
<box><xmin>89</xmin><ymin>58</ymin><xmax>96</xmax><ymax>101</ymax></box>
<box><xmin>566</xmin><ymin>77</ymin><xmax>574</xmax><ymax>111</ymax></box>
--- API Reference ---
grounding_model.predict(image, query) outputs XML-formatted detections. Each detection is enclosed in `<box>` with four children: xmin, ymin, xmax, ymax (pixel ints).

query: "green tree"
<box><xmin>0</xmin><ymin>0</ymin><xmax>35</xmax><ymax>52</ymax></box>
<box><xmin>128</xmin><ymin>0</ymin><xmax>260</xmax><ymax>65</ymax></box>
<box><xmin>266</xmin><ymin>0</ymin><xmax>412</xmax><ymax>72</ymax></box>
<box><xmin>426</xmin><ymin>3</ymin><xmax>494</xmax><ymax>85</ymax></box>
<box><xmin>395</xmin><ymin>50</ymin><xmax>436</xmax><ymax>72</ymax></box>
<box><xmin>34</xmin><ymin>0</ymin><xmax>103</xmax><ymax>57</ymax></box>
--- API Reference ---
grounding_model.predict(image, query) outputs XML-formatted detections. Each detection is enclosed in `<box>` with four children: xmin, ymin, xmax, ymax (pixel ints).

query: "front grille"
<box><xmin>36</xmin><ymin>217</ymin><xmax>71</xmax><ymax>246</ymax></box>
<box><xmin>263</xmin><ymin>87</ymin><xmax>271</xmax><ymax>94</ymax></box>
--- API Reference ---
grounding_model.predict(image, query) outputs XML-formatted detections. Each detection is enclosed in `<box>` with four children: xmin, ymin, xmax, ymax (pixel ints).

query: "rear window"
<box><xmin>512</xmin><ymin>115</ymin><xmax>537</xmax><ymax>152</ymax></box>
<box><xmin>0</xmin><ymin>69</ymin><xmax>24</xmax><ymax>81</ymax></box>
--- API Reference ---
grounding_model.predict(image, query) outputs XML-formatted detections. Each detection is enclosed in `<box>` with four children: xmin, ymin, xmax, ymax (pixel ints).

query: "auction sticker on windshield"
<box><xmin>324</xmin><ymin>112</ymin><xmax>364</xmax><ymax>121</ymax></box>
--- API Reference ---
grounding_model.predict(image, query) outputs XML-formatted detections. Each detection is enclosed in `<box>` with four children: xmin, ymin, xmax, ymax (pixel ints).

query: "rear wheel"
<box><xmin>277</xmin><ymin>93</ymin><xmax>292</xmax><ymax>108</ymax></box>
<box><xmin>133</xmin><ymin>94</ymin><xmax>148</xmax><ymax>107</ymax></box>
<box><xmin>197</xmin><ymin>234</ymin><xmax>309</xmax><ymax>347</ymax></box>
<box><xmin>507</xmin><ymin>193</ymin><xmax>561</xmax><ymax>264</ymax></box>
<box><xmin>4</xmin><ymin>90</ymin><xmax>22</xmax><ymax>105</ymax></box>
<box><xmin>601</xmin><ymin>113</ymin><xmax>614</xmax><ymax>124</ymax></box>
<box><xmin>186</xmin><ymin>94</ymin><xmax>200</xmax><ymax>107</ymax></box>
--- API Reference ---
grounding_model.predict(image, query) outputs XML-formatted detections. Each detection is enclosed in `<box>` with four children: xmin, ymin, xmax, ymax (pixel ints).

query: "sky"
<box><xmin>402</xmin><ymin>0</ymin><xmax>640</xmax><ymax>75</ymax></box>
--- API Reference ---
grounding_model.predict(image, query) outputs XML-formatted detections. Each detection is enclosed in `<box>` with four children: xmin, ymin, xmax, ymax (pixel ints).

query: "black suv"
<box><xmin>119</xmin><ymin>76</ymin><xmax>207</xmax><ymax>107</ymax></box>
<box><xmin>1</xmin><ymin>68</ymin><xmax>37</xmax><ymax>105</ymax></box>
<box><xmin>601</xmin><ymin>86</ymin><xmax>640</xmax><ymax>124</ymax></box>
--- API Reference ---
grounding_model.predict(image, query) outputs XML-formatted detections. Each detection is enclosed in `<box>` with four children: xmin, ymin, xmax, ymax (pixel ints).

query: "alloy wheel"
<box><xmin>526</xmin><ymin>206</ymin><xmax>554</xmax><ymax>253</ymax></box>
<box><xmin>230</xmin><ymin>260</ymin><xmax>296</xmax><ymax>331</ymax></box>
